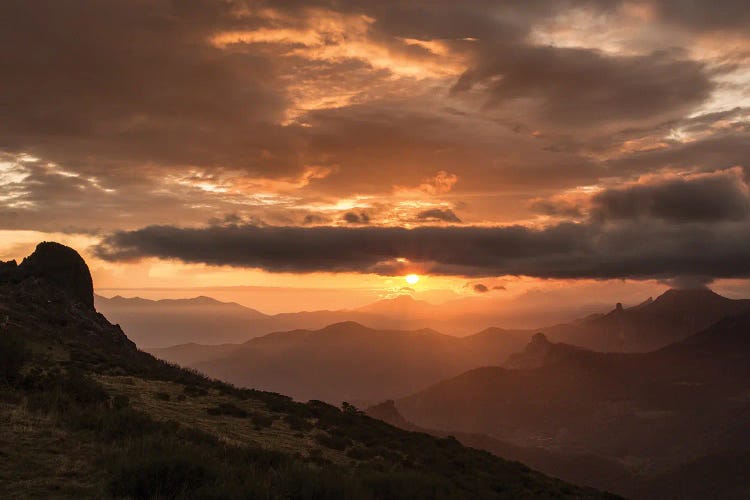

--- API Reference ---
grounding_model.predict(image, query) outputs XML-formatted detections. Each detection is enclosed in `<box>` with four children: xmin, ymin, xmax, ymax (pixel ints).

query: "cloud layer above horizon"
<box><xmin>2</xmin><ymin>0</ymin><xmax>750</xmax><ymax>283</ymax></box>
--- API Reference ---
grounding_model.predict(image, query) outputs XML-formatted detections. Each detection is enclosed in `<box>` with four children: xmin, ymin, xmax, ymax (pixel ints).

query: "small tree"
<box><xmin>341</xmin><ymin>402</ymin><xmax>362</xmax><ymax>415</ymax></box>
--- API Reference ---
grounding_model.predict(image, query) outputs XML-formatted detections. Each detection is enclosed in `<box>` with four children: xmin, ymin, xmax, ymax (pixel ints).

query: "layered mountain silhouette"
<box><xmin>393</xmin><ymin>315</ymin><xmax>750</xmax><ymax>499</ymax></box>
<box><xmin>95</xmin><ymin>294</ymin><xmax>271</xmax><ymax>347</ymax></box>
<box><xmin>0</xmin><ymin>242</ymin><xmax>613</xmax><ymax>498</ymax></box>
<box><xmin>542</xmin><ymin>288</ymin><xmax>750</xmax><ymax>352</ymax></box>
<box><xmin>153</xmin><ymin>321</ymin><xmax>530</xmax><ymax>404</ymax></box>
<box><xmin>99</xmin><ymin>285</ymin><xmax>750</xmax><ymax>357</ymax></box>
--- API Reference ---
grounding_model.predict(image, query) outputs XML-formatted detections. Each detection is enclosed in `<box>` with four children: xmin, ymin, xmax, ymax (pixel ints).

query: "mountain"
<box><xmin>541</xmin><ymin>288</ymin><xmax>750</xmax><ymax>352</ymax></box>
<box><xmin>355</xmin><ymin>294</ymin><xmax>438</xmax><ymax>316</ymax></box>
<box><xmin>0</xmin><ymin>242</ymin><xmax>614</xmax><ymax>499</ymax></box>
<box><xmin>395</xmin><ymin>314</ymin><xmax>750</xmax><ymax>499</ymax></box>
<box><xmin>168</xmin><ymin>322</ymin><xmax>532</xmax><ymax>405</ymax></box>
<box><xmin>503</xmin><ymin>333</ymin><xmax>585</xmax><ymax>369</ymax></box>
<box><xmin>95</xmin><ymin>294</ymin><xmax>272</xmax><ymax>347</ymax></box>
<box><xmin>97</xmin><ymin>291</ymin><xmax>616</xmax><ymax>350</ymax></box>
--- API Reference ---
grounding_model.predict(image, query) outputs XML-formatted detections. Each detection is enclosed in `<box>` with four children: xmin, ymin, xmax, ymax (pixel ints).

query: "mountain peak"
<box><xmin>650</xmin><ymin>288</ymin><xmax>728</xmax><ymax>309</ymax></box>
<box><xmin>320</xmin><ymin>321</ymin><xmax>371</xmax><ymax>333</ymax></box>
<box><xmin>10</xmin><ymin>242</ymin><xmax>94</xmax><ymax>309</ymax></box>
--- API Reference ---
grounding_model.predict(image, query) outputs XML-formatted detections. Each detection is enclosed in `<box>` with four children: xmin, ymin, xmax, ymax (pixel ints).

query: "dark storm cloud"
<box><xmin>452</xmin><ymin>45</ymin><xmax>713</xmax><ymax>127</ymax></box>
<box><xmin>591</xmin><ymin>170</ymin><xmax>750</xmax><ymax>222</ymax></box>
<box><xmin>416</xmin><ymin>209</ymin><xmax>462</xmax><ymax>223</ymax></box>
<box><xmin>94</xmin><ymin>221</ymin><xmax>750</xmax><ymax>282</ymax></box>
<box><xmin>531</xmin><ymin>169</ymin><xmax>750</xmax><ymax>223</ymax></box>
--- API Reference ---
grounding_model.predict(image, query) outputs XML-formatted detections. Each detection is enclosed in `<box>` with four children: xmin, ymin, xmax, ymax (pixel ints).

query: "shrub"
<box><xmin>206</xmin><ymin>402</ymin><xmax>248</xmax><ymax>418</ymax></box>
<box><xmin>154</xmin><ymin>391</ymin><xmax>171</xmax><ymax>401</ymax></box>
<box><xmin>284</xmin><ymin>414</ymin><xmax>313</xmax><ymax>432</ymax></box>
<box><xmin>182</xmin><ymin>384</ymin><xmax>208</xmax><ymax>397</ymax></box>
<box><xmin>64</xmin><ymin>369</ymin><xmax>110</xmax><ymax>406</ymax></box>
<box><xmin>112</xmin><ymin>394</ymin><xmax>130</xmax><ymax>410</ymax></box>
<box><xmin>0</xmin><ymin>331</ymin><xmax>29</xmax><ymax>384</ymax></box>
<box><xmin>251</xmin><ymin>412</ymin><xmax>275</xmax><ymax>429</ymax></box>
<box><xmin>315</xmin><ymin>432</ymin><xmax>351</xmax><ymax>451</ymax></box>
<box><xmin>108</xmin><ymin>452</ymin><xmax>216</xmax><ymax>499</ymax></box>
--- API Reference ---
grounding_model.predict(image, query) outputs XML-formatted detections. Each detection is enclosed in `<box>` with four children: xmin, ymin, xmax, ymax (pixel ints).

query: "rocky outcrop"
<box><xmin>2</xmin><ymin>242</ymin><xmax>94</xmax><ymax>309</ymax></box>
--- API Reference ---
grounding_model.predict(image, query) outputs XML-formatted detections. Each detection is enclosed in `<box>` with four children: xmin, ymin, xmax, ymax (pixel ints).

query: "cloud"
<box><xmin>0</xmin><ymin>0</ymin><xmax>747</xmax><ymax>241</ymax></box>
<box><xmin>416</xmin><ymin>208</ymin><xmax>462</xmax><ymax>223</ymax></box>
<box><xmin>453</xmin><ymin>45</ymin><xmax>713</xmax><ymax>128</ymax></box>
<box><xmin>591</xmin><ymin>168</ymin><xmax>750</xmax><ymax>222</ymax></box>
<box><xmin>534</xmin><ymin>168</ymin><xmax>750</xmax><ymax>223</ymax></box>
<box><xmin>303</xmin><ymin>213</ymin><xmax>330</xmax><ymax>225</ymax></box>
<box><xmin>94</xmin><ymin>220</ymin><xmax>750</xmax><ymax>282</ymax></box>
<box><xmin>473</xmin><ymin>283</ymin><xmax>489</xmax><ymax>293</ymax></box>
<box><xmin>343</xmin><ymin>212</ymin><xmax>371</xmax><ymax>224</ymax></box>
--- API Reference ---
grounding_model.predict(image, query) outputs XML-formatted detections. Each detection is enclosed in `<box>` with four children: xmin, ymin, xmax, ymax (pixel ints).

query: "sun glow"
<box><xmin>405</xmin><ymin>274</ymin><xmax>420</xmax><ymax>285</ymax></box>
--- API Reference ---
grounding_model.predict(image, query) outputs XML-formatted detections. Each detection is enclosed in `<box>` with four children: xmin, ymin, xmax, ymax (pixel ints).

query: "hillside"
<box><xmin>395</xmin><ymin>316</ymin><xmax>750</xmax><ymax>499</ymax></box>
<box><xmin>153</xmin><ymin>322</ymin><xmax>531</xmax><ymax>404</ymax></box>
<box><xmin>0</xmin><ymin>242</ymin><xmax>615</xmax><ymax>499</ymax></box>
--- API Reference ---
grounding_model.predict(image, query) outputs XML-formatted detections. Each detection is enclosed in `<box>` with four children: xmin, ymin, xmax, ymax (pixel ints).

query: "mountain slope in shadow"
<box><xmin>173</xmin><ymin>322</ymin><xmax>531</xmax><ymax>404</ymax></box>
<box><xmin>395</xmin><ymin>314</ymin><xmax>750</xmax><ymax>499</ymax></box>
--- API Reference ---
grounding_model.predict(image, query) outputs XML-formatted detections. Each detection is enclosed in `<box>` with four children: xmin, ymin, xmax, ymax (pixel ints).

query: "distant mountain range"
<box><xmin>152</xmin><ymin>321</ymin><xmax>531</xmax><ymax>404</ymax></box>
<box><xmin>99</xmin><ymin>287</ymin><xmax>750</xmax><ymax>353</ymax></box>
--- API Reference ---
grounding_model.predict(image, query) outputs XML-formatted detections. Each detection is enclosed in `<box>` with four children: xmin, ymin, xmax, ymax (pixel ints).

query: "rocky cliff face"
<box><xmin>1</xmin><ymin>242</ymin><xmax>94</xmax><ymax>309</ymax></box>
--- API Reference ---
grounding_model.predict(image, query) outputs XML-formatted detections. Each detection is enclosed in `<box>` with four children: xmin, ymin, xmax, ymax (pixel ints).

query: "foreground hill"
<box><xmin>152</xmin><ymin>322</ymin><xmax>531</xmax><ymax>404</ymax></box>
<box><xmin>0</xmin><ymin>242</ymin><xmax>613</xmax><ymax>499</ymax></box>
<box><xmin>542</xmin><ymin>288</ymin><xmax>750</xmax><ymax>352</ymax></box>
<box><xmin>395</xmin><ymin>316</ymin><xmax>750</xmax><ymax>499</ymax></box>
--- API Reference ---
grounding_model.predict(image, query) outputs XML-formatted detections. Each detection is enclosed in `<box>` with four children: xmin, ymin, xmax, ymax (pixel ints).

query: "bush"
<box><xmin>112</xmin><ymin>394</ymin><xmax>130</xmax><ymax>410</ymax></box>
<box><xmin>154</xmin><ymin>391</ymin><xmax>171</xmax><ymax>401</ymax></box>
<box><xmin>182</xmin><ymin>384</ymin><xmax>208</xmax><ymax>397</ymax></box>
<box><xmin>108</xmin><ymin>452</ymin><xmax>216</xmax><ymax>499</ymax></box>
<box><xmin>0</xmin><ymin>331</ymin><xmax>29</xmax><ymax>384</ymax></box>
<box><xmin>315</xmin><ymin>432</ymin><xmax>351</xmax><ymax>451</ymax></box>
<box><xmin>206</xmin><ymin>402</ymin><xmax>248</xmax><ymax>418</ymax></box>
<box><xmin>284</xmin><ymin>414</ymin><xmax>313</xmax><ymax>432</ymax></box>
<box><xmin>64</xmin><ymin>369</ymin><xmax>110</xmax><ymax>406</ymax></box>
<box><xmin>251</xmin><ymin>412</ymin><xmax>275</xmax><ymax>429</ymax></box>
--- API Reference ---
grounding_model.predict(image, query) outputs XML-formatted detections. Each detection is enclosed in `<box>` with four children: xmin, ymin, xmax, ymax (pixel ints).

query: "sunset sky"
<box><xmin>2</xmin><ymin>1</ymin><xmax>750</xmax><ymax>312</ymax></box>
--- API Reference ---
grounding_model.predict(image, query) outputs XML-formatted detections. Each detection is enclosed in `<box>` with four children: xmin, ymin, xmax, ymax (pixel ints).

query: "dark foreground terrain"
<box><xmin>0</xmin><ymin>242</ymin><xmax>615</xmax><ymax>499</ymax></box>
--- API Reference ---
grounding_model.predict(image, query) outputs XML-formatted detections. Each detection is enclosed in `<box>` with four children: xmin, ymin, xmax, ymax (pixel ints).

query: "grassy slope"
<box><xmin>0</xmin><ymin>276</ymin><xmax>618</xmax><ymax>499</ymax></box>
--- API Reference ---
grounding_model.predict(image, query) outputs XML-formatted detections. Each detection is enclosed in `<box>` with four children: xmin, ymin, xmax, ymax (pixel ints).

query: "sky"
<box><xmin>2</xmin><ymin>0</ymin><xmax>750</xmax><ymax>313</ymax></box>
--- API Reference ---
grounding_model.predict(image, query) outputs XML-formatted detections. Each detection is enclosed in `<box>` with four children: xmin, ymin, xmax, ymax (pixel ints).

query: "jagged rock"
<box><xmin>0</xmin><ymin>260</ymin><xmax>18</xmax><ymax>281</ymax></box>
<box><xmin>16</xmin><ymin>242</ymin><xmax>94</xmax><ymax>309</ymax></box>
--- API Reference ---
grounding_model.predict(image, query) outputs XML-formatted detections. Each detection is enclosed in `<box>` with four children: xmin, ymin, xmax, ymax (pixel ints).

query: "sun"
<box><xmin>405</xmin><ymin>274</ymin><xmax>420</xmax><ymax>285</ymax></box>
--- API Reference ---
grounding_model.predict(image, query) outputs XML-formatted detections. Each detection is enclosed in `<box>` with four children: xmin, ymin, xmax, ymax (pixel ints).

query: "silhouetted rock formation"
<box><xmin>1</xmin><ymin>242</ymin><xmax>94</xmax><ymax>309</ymax></box>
